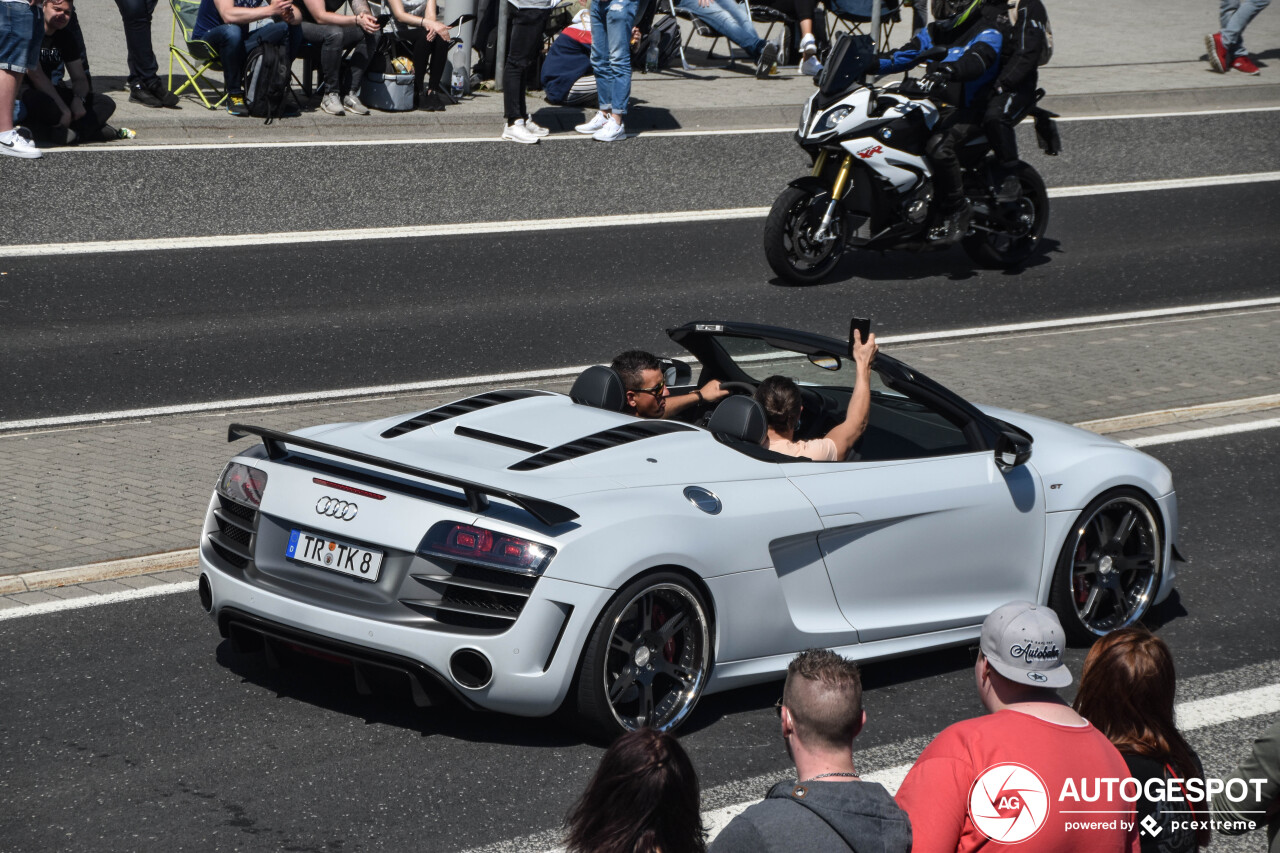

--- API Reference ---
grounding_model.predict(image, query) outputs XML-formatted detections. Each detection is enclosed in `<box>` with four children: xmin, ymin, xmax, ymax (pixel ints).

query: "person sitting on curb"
<box><xmin>193</xmin><ymin>0</ymin><xmax>304</xmax><ymax>117</ymax></box>
<box><xmin>19</xmin><ymin>0</ymin><xmax>120</xmax><ymax>145</ymax></box>
<box><xmin>711</xmin><ymin>648</ymin><xmax>912</xmax><ymax>853</ymax></box>
<box><xmin>611</xmin><ymin>350</ymin><xmax>728</xmax><ymax>420</ymax></box>
<box><xmin>294</xmin><ymin>0</ymin><xmax>378</xmax><ymax>116</ymax></box>
<box><xmin>755</xmin><ymin>329</ymin><xmax>877</xmax><ymax>461</ymax></box>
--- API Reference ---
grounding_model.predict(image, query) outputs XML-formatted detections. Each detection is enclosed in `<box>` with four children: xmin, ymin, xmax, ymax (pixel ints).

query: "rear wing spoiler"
<box><xmin>228</xmin><ymin>423</ymin><xmax>579</xmax><ymax>527</ymax></box>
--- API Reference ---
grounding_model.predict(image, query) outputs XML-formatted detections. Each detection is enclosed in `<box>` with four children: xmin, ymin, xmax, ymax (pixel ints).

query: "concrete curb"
<box><xmin>67</xmin><ymin>83</ymin><xmax>1280</xmax><ymax>148</ymax></box>
<box><xmin>7</xmin><ymin>397</ymin><xmax>1280</xmax><ymax>598</ymax></box>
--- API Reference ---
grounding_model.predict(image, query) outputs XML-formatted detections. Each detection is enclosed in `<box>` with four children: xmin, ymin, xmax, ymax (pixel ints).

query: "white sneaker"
<box><xmin>800</xmin><ymin>33</ymin><xmax>817</xmax><ymax>59</ymax></box>
<box><xmin>0</xmin><ymin>129</ymin><xmax>41</xmax><ymax>159</ymax></box>
<box><xmin>575</xmin><ymin>111</ymin><xmax>609</xmax><ymax>134</ymax></box>
<box><xmin>342</xmin><ymin>94</ymin><xmax>370</xmax><ymax>116</ymax></box>
<box><xmin>502</xmin><ymin>121</ymin><xmax>540</xmax><ymax>144</ymax></box>
<box><xmin>800</xmin><ymin>55</ymin><xmax>824</xmax><ymax>76</ymax></box>
<box><xmin>320</xmin><ymin>92</ymin><xmax>345</xmax><ymax>116</ymax></box>
<box><xmin>522</xmin><ymin>117</ymin><xmax>550</xmax><ymax>137</ymax></box>
<box><xmin>592</xmin><ymin>118</ymin><xmax>626</xmax><ymax>142</ymax></box>
<box><xmin>799</xmin><ymin>34</ymin><xmax>822</xmax><ymax>75</ymax></box>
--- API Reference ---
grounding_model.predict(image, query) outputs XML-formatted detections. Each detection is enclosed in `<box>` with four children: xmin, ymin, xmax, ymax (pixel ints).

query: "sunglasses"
<box><xmin>632</xmin><ymin>381</ymin><xmax>666</xmax><ymax>398</ymax></box>
<box><xmin>774</xmin><ymin>697</ymin><xmax>784</xmax><ymax>717</ymax></box>
<box><xmin>968</xmin><ymin>644</ymin><xmax>983</xmax><ymax>665</ymax></box>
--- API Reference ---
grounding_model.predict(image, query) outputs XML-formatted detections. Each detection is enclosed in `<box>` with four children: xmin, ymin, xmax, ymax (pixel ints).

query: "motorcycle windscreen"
<box><xmin>818</xmin><ymin>33</ymin><xmax>876</xmax><ymax>98</ymax></box>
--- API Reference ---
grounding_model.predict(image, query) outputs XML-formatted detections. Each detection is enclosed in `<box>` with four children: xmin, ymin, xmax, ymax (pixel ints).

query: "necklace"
<box><xmin>802</xmin><ymin>772</ymin><xmax>860</xmax><ymax>782</ymax></box>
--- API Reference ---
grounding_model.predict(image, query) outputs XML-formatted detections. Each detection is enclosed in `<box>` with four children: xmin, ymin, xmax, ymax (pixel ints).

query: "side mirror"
<box><xmin>808</xmin><ymin>353</ymin><xmax>842</xmax><ymax>371</ymax></box>
<box><xmin>661</xmin><ymin>358</ymin><xmax>694</xmax><ymax>387</ymax></box>
<box><xmin>995</xmin><ymin>430</ymin><xmax>1032</xmax><ymax>473</ymax></box>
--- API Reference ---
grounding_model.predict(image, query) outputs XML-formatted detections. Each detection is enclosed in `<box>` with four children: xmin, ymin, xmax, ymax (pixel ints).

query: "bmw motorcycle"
<box><xmin>763</xmin><ymin>35</ymin><xmax>1062</xmax><ymax>285</ymax></box>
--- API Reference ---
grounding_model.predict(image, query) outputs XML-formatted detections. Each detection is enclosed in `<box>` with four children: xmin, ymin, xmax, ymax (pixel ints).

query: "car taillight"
<box><xmin>419</xmin><ymin>522</ymin><xmax>555</xmax><ymax>574</ymax></box>
<box><xmin>217</xmin><ymin>462</ymin><xmax>268</xmax><ymax>507</ymax></box>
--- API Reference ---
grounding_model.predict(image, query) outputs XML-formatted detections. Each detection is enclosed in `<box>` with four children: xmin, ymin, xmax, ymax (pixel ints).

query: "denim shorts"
<box><xmin>0</xmin><ymin>1</ymin><xmax>42</xmax><ymax>74</ymax></box>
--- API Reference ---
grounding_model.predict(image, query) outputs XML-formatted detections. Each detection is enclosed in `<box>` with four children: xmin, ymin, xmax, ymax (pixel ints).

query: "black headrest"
<box><xmin>570</xmin><ymin>365</ymin><xmax>627</xmax><ymax>412</ymax></box>
<box><xmin>707</xmin><ymin>395</ymin><xmax>767</xmax><ymax>445</ymax></box>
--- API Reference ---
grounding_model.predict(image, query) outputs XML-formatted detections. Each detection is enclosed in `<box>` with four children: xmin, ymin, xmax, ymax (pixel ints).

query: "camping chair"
<box><xmin>167</xmin><ymin>0</ymin><xmax>227</xmax><ymax>109</ymax></box>
<box><xmin>664</xmin><ymin>0</ymin><xmax>756</xmax><ymax>68</ymax></box>
<box><xmin>748</xmin><ymin>4</ymin><xmax>795</xmax><ymax>64</ymax></box>
<box><xmin>825</xmin><ymin>0</ymin><xmax>901</xmax><ymax>49</ymax></box>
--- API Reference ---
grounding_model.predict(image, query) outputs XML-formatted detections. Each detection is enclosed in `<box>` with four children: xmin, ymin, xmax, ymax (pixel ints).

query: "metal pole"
<box><xmin>869</xmin><ymin>0</ymin><xmax>881</xmax><ymax>51</ymax></box>
<box><xmin>494</xmin><ymin>0</ymin><xmax>509</xmax><ymax>91</ymax></box>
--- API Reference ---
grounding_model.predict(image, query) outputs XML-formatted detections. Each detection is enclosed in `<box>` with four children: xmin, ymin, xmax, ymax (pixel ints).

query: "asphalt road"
<box><xmin>0</xmin><ymin>426</ymin><xmax>1277</xmax><ymax>852</ymax></box>
<box><xmin>2</xmin><ymin>111</ymin><xmax>1279</xmax><ymax>246</ymax></box>
<box><xmin>3</xmin><ymin>179</ymin><xmax>1279</xmax><ymax>420</ymax></box>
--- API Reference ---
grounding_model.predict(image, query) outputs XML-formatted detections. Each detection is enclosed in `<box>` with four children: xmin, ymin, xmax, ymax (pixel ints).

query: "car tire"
<box><xmin>576</xmin><ymin>571</ymin><xmax>713</xmax><ymax>738</ymax></box>
<box><xmin>1048</xmin><ymin>488</ymin><xmax>1164</xmax><ymax>646</ymax></box>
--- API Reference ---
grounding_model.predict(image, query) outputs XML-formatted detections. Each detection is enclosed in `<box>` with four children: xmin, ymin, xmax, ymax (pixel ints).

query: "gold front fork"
<box><xmin>830</xmin><ymin>154</ymin><xmax>855</xmax><ymax>201</ymax></box>
<box><xmin>810</xmin><ymin>149</ymin><xmax>829</xmax><ymax>178</ymax></box>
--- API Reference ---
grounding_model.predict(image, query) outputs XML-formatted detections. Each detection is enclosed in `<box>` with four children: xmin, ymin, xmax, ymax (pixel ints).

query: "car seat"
<box><xmin>569</xmin><ymin>365</ymin><xmax>628</xmax><ymax>412</ymax></box>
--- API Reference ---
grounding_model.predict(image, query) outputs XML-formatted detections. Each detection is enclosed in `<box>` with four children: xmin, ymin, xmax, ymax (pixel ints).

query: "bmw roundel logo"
<box><xmin>316</xmin><ymin>496</ymin><xmax>358</xmax><ymax>521</ymax></box>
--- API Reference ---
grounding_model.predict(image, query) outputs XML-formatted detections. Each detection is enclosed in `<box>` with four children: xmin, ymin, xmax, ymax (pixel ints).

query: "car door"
<box><xmin>786</xmin><ymin>381</ymin><xmax>1045</xmax><ymax>643</ymax></box>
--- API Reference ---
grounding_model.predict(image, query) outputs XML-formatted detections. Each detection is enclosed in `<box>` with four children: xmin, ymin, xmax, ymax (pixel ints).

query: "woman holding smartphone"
<box><xmin>384</xmin><ymin>0</ymin><xmax>453</xmax><ymax>110</ymax></box>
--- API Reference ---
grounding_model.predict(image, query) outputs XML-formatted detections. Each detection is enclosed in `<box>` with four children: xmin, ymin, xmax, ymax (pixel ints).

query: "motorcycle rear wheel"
<box><xmin>763</xmin><ymin>182</ymin><xmax>846</xmax><ymax>285</ymax></box>
<box><xmin>962</xmin><ymin>162</ymin><xmax>1049</xmax><ymax>269</ymax></box>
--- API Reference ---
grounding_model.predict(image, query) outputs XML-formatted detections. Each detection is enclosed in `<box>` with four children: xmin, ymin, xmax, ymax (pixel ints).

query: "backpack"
<box><xmin>631</xmin><ymin>15</ymin><xmax>680</xmax><ymax>70</ymax></box>
<box><xmin>1007</xmin><ymin>0</ymin><xmax>1052</xmax><ymax>65</ymax></box>
<box><xmin>244</xmin><ymin>40</ymin><xmax>292</xmax><ymax>123</ymax></box>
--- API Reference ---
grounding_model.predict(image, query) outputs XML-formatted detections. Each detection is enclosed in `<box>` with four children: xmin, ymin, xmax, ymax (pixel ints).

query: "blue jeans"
<box><xmin>201</xmin><ymin>21</ymin><xmax>303</xmax><ymax>96</ymax></box>
<box><xmin>590</xmin><ymin>0</ymin><xmax>638</xmax><ymax>116</ymax></box>
<box><xmin>0</xmin><ymin>1</ymin><xmax>41</xmax><ymax>74</ymax></box>
<box><xmin>676</xmin><ymin>0</ymin><xmax>764</xmax><ymax>58</ymax></box>
<box><xmin>1220</xmin><ymin>0</ymin><xmax>1271</xmax><ymax>56</ymax></box>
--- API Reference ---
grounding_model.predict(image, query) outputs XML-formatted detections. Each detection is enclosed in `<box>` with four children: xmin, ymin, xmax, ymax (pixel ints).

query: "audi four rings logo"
<box><xmin>316</xmin><ymin>497</ymin><xmax>358</xmax><ymax>520</ymax></box>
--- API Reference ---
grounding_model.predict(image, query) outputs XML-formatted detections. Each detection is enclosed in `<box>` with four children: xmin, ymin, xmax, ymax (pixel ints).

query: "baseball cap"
<box><xmin>979</xmin><ymin>601</ymin><xmax>1072</xmax><ymax>688</ymax></box>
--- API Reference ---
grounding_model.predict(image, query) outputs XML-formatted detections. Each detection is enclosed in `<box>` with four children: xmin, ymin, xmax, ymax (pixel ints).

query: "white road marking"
<box><xmin>1123</xmin><ymin>416</ymin><xmax>1280</xmax><ymax>448</ymax></box>
<box><xmin>0</xmin><ymin>580</ymin><xmax>198</xmax><ymax>621</ymax></box>
<box><xmin>33</xmin><ymin>105</ymin><xmax>1280</xmax><ymax>154</ymax></box>
<box><xmin>2</xmin><ymin>172</ymin><xmax>1277</xmax><ymax>260</ymax></box>
<box><xmin>5</xmin><ymin>296</ymin><xmax>1279</xmax><ymax>434</ymax></box>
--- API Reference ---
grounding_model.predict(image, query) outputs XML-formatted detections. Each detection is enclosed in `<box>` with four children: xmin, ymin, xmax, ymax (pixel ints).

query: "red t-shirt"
<box><xmin>895</xmin><ymin>709</ymin><xmax>1140</xmax><ymax>853</ymax></box>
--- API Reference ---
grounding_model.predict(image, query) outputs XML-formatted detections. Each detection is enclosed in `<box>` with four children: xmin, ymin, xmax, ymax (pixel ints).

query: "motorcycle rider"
<box><xmin>983</xmin><ymin>0</ymin><xmax>1050</xmax><ymax>200</ymax></box>
<box><xmin>877</xmin><ymin>0</ymin><xmax>1004</xmax><ymax>244</ymax></box>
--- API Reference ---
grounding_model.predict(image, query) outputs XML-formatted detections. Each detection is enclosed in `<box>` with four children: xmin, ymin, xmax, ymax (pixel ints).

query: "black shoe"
<box><xmin>930</xmin><ymin>200</ymin><xmax>971</xmax><ymax>245</ymax></box>
<box><xmin>145</xmin><ymin>77</ymin><xmax>181</xmax><ymax>108</ymax></box>
<box><xmin>45</xmin><ymin>126</ymin><xmax>78</xmax><ymax>146</ymax></box>
<box><xmin>420</xmin><ymin>89</ymin><xmax>445</xmax><ymax>111</ymax></box>
<box><xmin>756</xmin><ymin>40</ymin><xmax>778</xmax><ymax>79</ymax></box>
<box><xmin>226</xmin><ymin>94</ymin><xmax>250</xmax><ymax>117</ymax></box>
<box><xmin>129</xmin><ymin>81</ymin><xmax>165</xmax><ymax>108</ymax></box>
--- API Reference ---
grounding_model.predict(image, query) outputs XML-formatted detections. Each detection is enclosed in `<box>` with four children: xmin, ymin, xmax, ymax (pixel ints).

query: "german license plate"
<box><xmin>287</xmin><ymin>529</ymin><xmax>383</xmax><ymax>582</ymax></box>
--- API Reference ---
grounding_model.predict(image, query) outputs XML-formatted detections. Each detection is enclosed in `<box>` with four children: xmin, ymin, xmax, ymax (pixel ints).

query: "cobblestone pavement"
<box><xmin>2</xmin><ymin>306</ymin><xmax>1277</xmax><ymax>581</ymax></box>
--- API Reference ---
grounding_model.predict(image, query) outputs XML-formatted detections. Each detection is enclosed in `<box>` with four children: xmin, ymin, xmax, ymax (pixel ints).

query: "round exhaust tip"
<box><xmin>449</xmin><ymin>649</ymin><xmax>493</xmax><ymax>690</ymax></box>
<box><xmin>198</xmin><ymin>574</ymin><xmax>213</xmax><ymax>613</ymax></box>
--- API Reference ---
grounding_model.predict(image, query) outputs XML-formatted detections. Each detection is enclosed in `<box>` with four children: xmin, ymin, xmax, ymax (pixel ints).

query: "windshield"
<box><xmin>818</xmin><ymin>33</ymin><xmax>877</xmax><ymax>98</ymax></box>
<box><xmin>710</xmin><ymin>333</ymin><xmax>902</xmax><ymax>396</ymax></box>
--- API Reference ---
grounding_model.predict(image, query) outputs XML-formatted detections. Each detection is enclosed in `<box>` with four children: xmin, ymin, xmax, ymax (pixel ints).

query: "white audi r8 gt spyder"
<box><xmin>197</xmin><ymin>322</ymin><xmax>1181</xmax><ymax>735</ymax></box>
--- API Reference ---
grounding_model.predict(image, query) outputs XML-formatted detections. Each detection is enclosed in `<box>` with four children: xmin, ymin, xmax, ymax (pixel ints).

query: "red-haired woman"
<box><xmin>565</xmin><ymin>727</ymin><xmax>707</xmax><ymax>853</ymax></box>
<box><xmin>1074</xmin><ymin>626</ymin><xmax>1210</xmax><ymax>852</ymax></box>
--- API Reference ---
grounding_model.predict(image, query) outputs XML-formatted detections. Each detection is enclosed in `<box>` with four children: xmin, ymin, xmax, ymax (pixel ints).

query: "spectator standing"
<box><xmin>895</xmin><ymin>601</ymin><xmax>1141</xmax><ymax>853</ymax></box>
<box><xmin>384</xmin><ymin>0</ymin><xmax>453</xmax><ymax>111</ymax></box>
<box><xmin>499</xmin><ymin>0</ymin><xmax>555</xmax><ymax>143</ymax></box>
<box><xmin>1</xmin><ymin>0</ymin><xmax>42</xmax><ymax>158</ymax></box>
<box><xmin>1073</xmin><ymin>626</ymin><xmax>1210</xmax><ymax>853</ymax></box>
<box><xmin>295</xmin><ymin>0</ymin><xmax>378</xmax><ymax>116</ymax></box>
<box><xmin>575</xmin><ymin>0</ymin><xmax>638</xmax><ymax>141</ymax></box>
<box><xmin>114</xmin><ymin>0</ymin><xmax>180</xmax><ymax>106</ymax></box>
<box><xmin>193</xmin><ymin>0</ymin><xmax>304</xmax><ymax>116</ymax></box>
<box><xmin>564</xmin><ymin>727</ymin><xmax>707</xmax><ymax>853</ymax></box>
<box><xmin>1212</xmin><ymin>719</ymin><xmax>1280</xmax><ymax>851</ymax></box>
<box><xmin>1207</xmin><ymin>0</ymin><xmax>1270</xmax><ymax>76</ymax></box>
<box><xmin>21</xmin><ymin>0</ymin><xmax>120</xmax><ymax>144</ymax></box>
<box><xmin>675</xmin><ymin>0</ymin><xmax>777</xmax><ymax>78</ymax></box>
<box><xmin>712</xmin><ymin>649</ymin><xmax>911</xmax><ymax>853</ymax></box>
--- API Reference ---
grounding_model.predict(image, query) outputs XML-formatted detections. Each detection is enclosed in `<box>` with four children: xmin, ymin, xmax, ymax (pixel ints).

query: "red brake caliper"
<box><xmin>1073</xmin><ymin>540</ymin><xmax>1089</xmax><ymax>605</ymax></box>
<box><xmin>652</xmin><ymin>602</ymin><xmax>677</xmax><ymax>662</ymax></box>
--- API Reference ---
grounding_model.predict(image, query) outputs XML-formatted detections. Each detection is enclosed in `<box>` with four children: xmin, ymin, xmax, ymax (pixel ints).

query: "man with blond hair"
<box><xmin>711</xmin><ymin>648</ymin><xmax>911</xmax><ymax>852</ymax></box>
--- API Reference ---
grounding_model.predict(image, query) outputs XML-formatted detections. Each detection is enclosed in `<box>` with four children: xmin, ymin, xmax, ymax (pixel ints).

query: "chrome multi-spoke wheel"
<box><xmin>1050</xmin><ymin>490</ymin><xmax>1163</xmax><ymax>644</ymax></box>
<box><xmin>577</xmin><ymin>574</ymin><xmax>712</xmax><ymax>736</ymax></box>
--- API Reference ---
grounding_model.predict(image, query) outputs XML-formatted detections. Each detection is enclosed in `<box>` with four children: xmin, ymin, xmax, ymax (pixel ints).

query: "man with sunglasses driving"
<box><xmin>611</xmin><ymin>350</ymin><xmax>729</xmax><ymax>420</ymax></box>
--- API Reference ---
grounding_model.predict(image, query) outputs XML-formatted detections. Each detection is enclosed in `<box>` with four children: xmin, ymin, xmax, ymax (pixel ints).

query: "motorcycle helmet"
<box><xmin>930</xmin><ymin>0</ymin><xmax>982</xmax><ymax>24</ymax></box>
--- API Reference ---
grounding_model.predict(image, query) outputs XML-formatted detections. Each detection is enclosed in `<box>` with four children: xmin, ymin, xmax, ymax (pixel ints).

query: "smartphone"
<box><xmin>849</xmin><ymin>317</ymin><xmax>872</xmax><ymax>344</ymax></box>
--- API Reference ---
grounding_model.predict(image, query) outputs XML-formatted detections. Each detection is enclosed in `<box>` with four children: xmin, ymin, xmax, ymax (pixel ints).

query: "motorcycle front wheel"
<box><xmin>962</xmin><ymin>162</ymin><xmax>1049</xmax><ymax>269</ymax></box>
<box><xmin>763</xmin><ymin>182</ymin><xmax>846</xmax><ymax>285</ymax></box>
